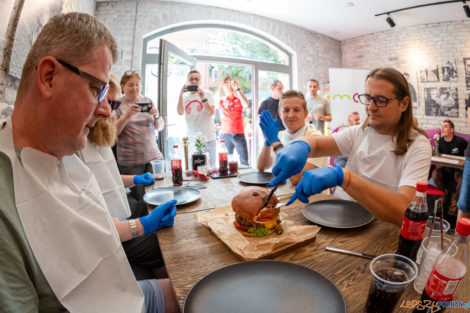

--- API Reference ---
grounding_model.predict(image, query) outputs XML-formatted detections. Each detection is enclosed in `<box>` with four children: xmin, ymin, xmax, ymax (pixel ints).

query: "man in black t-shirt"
<box><xmin>438</xmin><ymin>120</ymin><xmax>467</xmax><ymax>156</ymax></box>
<box><xmin>258</xmin><ymin>80</ymin><xmax>285</xmax><ymax>131</ymax></box>
<box><xmin>433</xmin><ymin>119</ymin><xmax>468</xmax><ymax>230</ymax></box>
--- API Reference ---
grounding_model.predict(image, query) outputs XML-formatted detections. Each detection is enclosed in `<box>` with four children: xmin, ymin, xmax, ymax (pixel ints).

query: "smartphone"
<box><xmin>137</xmin><ymin>102</ymin><xmax>152</xmax><ymax>113</ymax></box>
<box><xmin>187</xmin><ymin>85</ymin><xmax>198</xmax><ymax>92</ymax></box>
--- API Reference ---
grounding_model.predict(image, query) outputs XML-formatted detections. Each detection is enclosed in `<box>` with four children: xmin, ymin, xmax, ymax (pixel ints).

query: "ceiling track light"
<box><xmin>464</xmin><ymin>1</ymin><xmax>470</xmax><ymax>18</ymax></box>
<box><xmin>386</xmin><ymin>14</ymin><xmax>396</xmax><ymax>28</ymax></box>
<box><xmin>376</xmin><ymin>0</ymin><xmax>469</xmax><ymax>27</ymax></box>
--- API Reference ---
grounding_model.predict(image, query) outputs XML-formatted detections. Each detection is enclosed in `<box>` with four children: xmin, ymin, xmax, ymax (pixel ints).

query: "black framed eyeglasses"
<box><xmin>108</xmin><ymin>100</ymin><xmax>121</xmax><ymax>111</ymax></box>
<box><xmin>357</xmin><ymin>94</ymin><xmax>402</xmax><ymax>107</ymax></box>
<box><xmin>57</xmin><ymin>59</ymin><xmax>109</xmax><ymax>103</ymax></box>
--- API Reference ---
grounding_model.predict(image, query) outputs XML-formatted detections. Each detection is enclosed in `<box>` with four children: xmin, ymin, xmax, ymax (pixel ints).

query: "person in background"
<box><xmin>215</xmin><ymin>76</ymin><xmax>250</xmax><ymax>165</ymax></box>
<box><xmin>268</xmin><ymin>67</ymin><xmax>431</xmax><ymax>226</ymax></box>
<box><xmin>305</xmin><ymin>79</ymin><xmax>331</xmax><ymax>134</ymax></box>
<box><xmin>0</xmin><ymin>12</ymin><xmax>176</xmax><ymax>313</ymax></box>
<box><xmin>457</xmin><ymin>105</ymin><xmax>470</xmax><ymax>219</ymax></box>
<box><xmin>177</xmin><ymin>70</ymin><xmax>216</xmax><ymax>168</ymax></box>
<box><xmin>258</xmin><ymin>80</ymin><xmax>285</xmax><ymax>131</ymax></box>
<box><xmin>257</xmin><ymin>90</ymin><xmax>327</xmax><ymax>185</ymax></box>
<box><xmin>79</xmin><ymin>75</ymin><xmax>171</xmax><ymax>276</ymax></box>
<box><xmin>333</xmin><ymin>112</ymin><xmax>361</xmax><ymax>167</ymax></box>
<box><xmin>115</xmin><ymin>70</ymin><xmax>165</xmax><ymax>202</ymax></box>
<box><xmin>431</xmin><ymin>119</ymin><xmax>468</xmax><ymax>230</ymax></box>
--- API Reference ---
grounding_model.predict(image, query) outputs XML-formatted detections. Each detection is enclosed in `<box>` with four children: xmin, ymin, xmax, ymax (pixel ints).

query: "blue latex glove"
<box><xmin>286</xmin><ymin>167</ymin><xmax>344</xmax><ymax>205</ymax></box>
<box><xmin>134</xmin><ymin>172</ymin><xmax>155</xmax><ymax>186</ymax></box>
<box><xmin>139</xmin><ymin>200</ymin><xmax>177</xmax><ymax>235</ymax></box>
<box><xmin>259</xmin><ymin>110</ymin><xmax>280</xmax><ymax>146</ymax></box>
<box><xmin>268</xmin><ymin>140</ymin><xmax>311</xmax><ymax>186</ymax></box>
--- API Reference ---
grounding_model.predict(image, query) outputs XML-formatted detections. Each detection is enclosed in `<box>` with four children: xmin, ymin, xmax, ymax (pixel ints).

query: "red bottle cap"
<box><xmin>173</xmin><ymin>145</ymin><xmax>178</xmax><ymax>148</ymax></box>
<box><xmin>416</xmin><ymin>182</ymin><xmax>428</xmax><ymax>192</ymax></box>
<box><xmin>456</xmin><ymin>217</ymin><xmax>470</xmax><ymax>237</ymax></box>
<box><xmin>221</xmin><ymin>140</ymin><xmax>225</xmax><ymax>143</ymax></box>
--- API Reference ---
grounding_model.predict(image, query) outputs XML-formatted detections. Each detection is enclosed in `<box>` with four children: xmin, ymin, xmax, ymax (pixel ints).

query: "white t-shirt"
<box><xmin>78</xmin><ymin>142</ymin><xmax>131</xmax><ymax>219</ymax></box>
<box><xmin>182</xmin><ymin>91</ymin><xmax>216</xmax><ymax>141</ymax></box>
<box><xmin>276</xmin><ymin>126</ymin><xmax>328</xmax><ymax>168</ymax></box>
<box><xmin>332</xmin><ymin>125</ymin><xmax>432</xmax><ymax>201</ymax></box>
<box><xmin>306</xmin><ymin>96</ymin><xmax>331</xmax><ymax>134</ymax></box>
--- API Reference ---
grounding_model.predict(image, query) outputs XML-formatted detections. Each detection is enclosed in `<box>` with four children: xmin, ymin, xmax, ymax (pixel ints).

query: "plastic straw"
<box><xmin>426</xmin><ymin>199</ymin><xmax>441</xmax><ymax>249</ymax></box>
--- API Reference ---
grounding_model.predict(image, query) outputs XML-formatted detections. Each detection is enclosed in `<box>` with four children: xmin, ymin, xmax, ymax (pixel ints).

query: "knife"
<box><xmin>325</xmin><ymin>246</ymin><xmax>377</xmax><ymax>260</ymax></box>
<box><xmin>263</xmin><ymin>184</ymin><xmax>279</xmax><ymax>208</ymax></box>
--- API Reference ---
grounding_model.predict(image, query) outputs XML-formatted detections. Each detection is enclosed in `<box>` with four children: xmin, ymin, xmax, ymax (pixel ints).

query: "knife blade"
<box><xmin>325</xmin><ymin>246</ymin><xmax>377</xmax><ymax>260</ymax></box>
<box><xmin>262</xmin><ymin>184</ymin><xmax>279</xmax><ymax>208</ymax></box>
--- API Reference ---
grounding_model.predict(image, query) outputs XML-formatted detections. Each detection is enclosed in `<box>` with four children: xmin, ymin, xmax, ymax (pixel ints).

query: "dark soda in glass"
<box><xmin>365</xmin><ymin>267</ymin><xmax>408</xmax><ymax>313</ymax></box>
<box><xmin>229</xmin><ymin>160</ymin><xmax>238</xmax><ymax>174</ymax></box>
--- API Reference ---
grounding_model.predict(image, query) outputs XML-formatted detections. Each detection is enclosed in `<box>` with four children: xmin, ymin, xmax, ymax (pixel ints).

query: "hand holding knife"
<box><xmin>263</xmin><ymin>184</ymin><xmax>279</xmax><ymax>208</ymax></box>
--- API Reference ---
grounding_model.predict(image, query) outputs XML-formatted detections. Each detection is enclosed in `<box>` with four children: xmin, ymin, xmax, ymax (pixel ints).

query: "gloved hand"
<box><xmin>268</xmin><ymin>140</ymin><xmax>311</xmax><ymax>186</ymax></box>
<box><xmin>133</xmin><ymin>172</ymin><xmax>155</xmax><ymax>186</ymax></box>
<box><xmin>259</xmin><ymin>110</ymin><xmax>280</xmax><ymax>146</ymax></box>
<box><xmin>286</xmin><ymin>166</ymin><xmax>344</xmax><ymax>205</ymax></box>
<box><xmin>139</xmin><ymin>200</ymin><xmax>177</xmax><ymax>235</ymax></box>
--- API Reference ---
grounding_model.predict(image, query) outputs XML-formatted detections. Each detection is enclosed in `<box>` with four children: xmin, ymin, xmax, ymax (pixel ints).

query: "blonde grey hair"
<box><xmin>18</xmin><ymin>12</ymin><xmax>118</xmax><ymax>93</ymax></box>
<box><xmin>108</xmin><ymin>74</ymin><xmax>121</xmax><ymax>95</ymax></box>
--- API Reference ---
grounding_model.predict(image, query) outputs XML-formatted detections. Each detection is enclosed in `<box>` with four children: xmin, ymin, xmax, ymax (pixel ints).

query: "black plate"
<box><xmin>302</xmin><ymin>199</ymin><xmax>374</xmax><ymax>229</ymax></box>
<box><xmin>184</xmin><ymin>260</ymin><xmax>346</xmax><ymax>313</ymax></box>
<box><xmin>238</xmin><ymin>172</ymin><xmax>274</xmax><ymax>185</ymax></box>
<box><xmin>143</xmin><ymin>187</ymin><xmax>200</xmax><ymax>206</ymax></box>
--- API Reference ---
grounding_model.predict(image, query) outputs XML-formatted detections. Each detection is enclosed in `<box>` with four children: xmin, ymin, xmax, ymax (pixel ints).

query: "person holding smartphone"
<box><xmin>115</xmin><ymin>70</ymin><xmax>165</xmax><ymax>202</ymax></box>
<box><xmin>215</xmin><ymin>76</ymin><xmax>250</xmax><ymax>166</ymax></box>
<box><xmin>177</xmin><ymin>70</ymin><xmax>217</xmax><ymax>168</ymax></box>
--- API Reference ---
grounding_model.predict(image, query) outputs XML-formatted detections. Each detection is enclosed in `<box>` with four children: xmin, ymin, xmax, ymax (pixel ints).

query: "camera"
<box><xmin>137</xmin><ymin>102</ymin><xmax>152</xmax><ymax>113</ymax></box>
<box><xmin>187</xmin><ymin>85</ymin><xmax>198</xmax><ymax>92</ymax></box>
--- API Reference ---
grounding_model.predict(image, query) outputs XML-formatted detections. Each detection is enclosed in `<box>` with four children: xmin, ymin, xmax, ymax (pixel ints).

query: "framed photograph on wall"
<box><xmin>424</xmin><ymin>87</ymin><xmax>458</xmax><ymax>117</ymax></box>
<box><xmin>464</xmin><ymin>58</ymin><xmax>470</xmax><ymax>76</ymax></box>
<box><xmin>419</xmin><ymin>65</ymin><xmax>439</xmax><ymax>82</ymax></box>
<box><xmin>402</xmin><ymin>71</ymin><xmax>418</xmax><ymax>107</ymax></box>
<box><xmin>441</xmin><ymin>59</ymin><xmax>457</xmax><ymax>82</ymax></box>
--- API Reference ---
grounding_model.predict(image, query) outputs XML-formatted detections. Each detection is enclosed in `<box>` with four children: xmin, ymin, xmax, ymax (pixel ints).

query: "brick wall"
<box><xmin>95</xmin><ymin>0</ymin><xmax>342</xmax><ymax>91</ymax></box>
<box><xmin>342</xmin><ymin>21</ymin><xmax>470</xmax><ymax>133</ymax></box>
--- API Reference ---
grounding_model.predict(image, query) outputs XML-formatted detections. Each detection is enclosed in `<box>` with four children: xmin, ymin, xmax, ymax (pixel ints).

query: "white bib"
<box><xmin>0</xmin><ymin>118</ymin><xmax>144</xmax><ymax>313</ymax></box>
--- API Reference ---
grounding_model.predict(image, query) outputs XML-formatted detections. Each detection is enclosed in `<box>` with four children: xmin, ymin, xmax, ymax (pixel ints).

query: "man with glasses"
<box><xmin>177</xmin><ymin>70</ymin><xmax>216</xmax><ymax>168</ymax></box>
<box><xmin>0</xmin><ymin>13</ymin><xmax>177</xmax><ymax>313</ymax></box>
<box><xmin>268</xmin><ymin>67</ymin><xmax>431</xmax><ymax>226</ymax></box>
<box><xmin>305</xmin><ymin>79</ymin><xmax>331</xmax><ymax>135</ymax></box>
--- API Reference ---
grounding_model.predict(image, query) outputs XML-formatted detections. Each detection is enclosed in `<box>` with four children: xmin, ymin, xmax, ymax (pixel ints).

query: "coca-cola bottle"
<box><xmin>397</xmin><ymin>182</ymin><xmax>429</xmax><ymax>261</ymax></box>
<box><xmin>413</xmin><ymin>218</ymin><xmax>470</xmax><ymax>312</ymax></box>
<box><xmin>218</xmin><ymin>140</ymin><xmax>228</xmax><ymax>176</ymax></box>
<box><xmin>171</xmin><ymin>145</ymin><xmax>183</xmax><ymax>186</ymax></box>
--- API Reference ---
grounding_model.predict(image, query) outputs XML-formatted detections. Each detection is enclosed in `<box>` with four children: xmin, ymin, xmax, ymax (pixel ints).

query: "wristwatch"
<box><xmin>129</xmin><ymin>219</ymin><xmax>139</xmax><ymax>238</ymax></box>
<box><xmin>202</xmin><ymin>98</ymin><xmax>208</xmax><ymax>102</ymax></box>
<box><xmin>272</xmin><ymin>143</ymin><xmax>284</xmax><ymax>152</ymax></box>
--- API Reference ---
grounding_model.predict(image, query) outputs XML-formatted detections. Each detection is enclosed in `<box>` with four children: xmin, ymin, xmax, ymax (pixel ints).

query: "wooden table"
<box><xmin>153</xmin><ymin>169</ymin><xmax>469</xmax><ymax>313</ymax></box>
<box><xmin>431</xmin><ymin>154</ymin><xmax>465</xmax><ymax>170</ymax></box>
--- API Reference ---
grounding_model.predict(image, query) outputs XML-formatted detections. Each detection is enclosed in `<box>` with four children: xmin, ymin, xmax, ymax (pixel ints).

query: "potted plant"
<box><xmin>192</xmin><ymin>133</ymin><xmax>207</xmax><ymax>171</ymax></box>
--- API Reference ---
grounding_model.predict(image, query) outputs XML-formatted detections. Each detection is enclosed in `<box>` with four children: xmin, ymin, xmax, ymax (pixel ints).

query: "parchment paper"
<box><xmin>196</xmin><ymin>206</ymin><xmax>320</xmax><ymax>260</ymax></box>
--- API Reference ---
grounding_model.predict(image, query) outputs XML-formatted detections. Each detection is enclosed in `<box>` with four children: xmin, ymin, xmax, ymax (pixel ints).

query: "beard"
<box><xmin>87</xmin><ymin>116</ymin><xmax>117</xmax><ymax>147</ymax></box>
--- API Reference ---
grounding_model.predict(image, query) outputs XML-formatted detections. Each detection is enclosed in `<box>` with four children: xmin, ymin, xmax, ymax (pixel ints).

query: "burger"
<box><xmin>232</xmin><ymin>186</ymin><xmax>283</xmax><ymax>237</ymax></box>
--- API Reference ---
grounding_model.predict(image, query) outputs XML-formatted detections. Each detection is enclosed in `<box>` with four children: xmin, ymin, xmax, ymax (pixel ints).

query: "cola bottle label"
<box><xmin>219</xmin><ymin>152</ymin><xmax>228</xmax><ymax>161</ymax></box>
<box><xmin>424</xmin><ymin>267</ymin><xmax>464</xmax><ymax>301</ymax></box>
<box><xmin>400</xmin><ymin>216</ymin><xmax>427</xmax><ymax>241</ymax></box>
<box><xmin>171</xmin><ymin>159</ymin><xmax>182</xmax><ymax>169</ymax></box>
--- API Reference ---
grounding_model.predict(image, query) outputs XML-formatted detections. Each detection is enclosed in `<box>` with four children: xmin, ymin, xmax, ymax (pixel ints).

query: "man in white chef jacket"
<box><xmin>0</xmin><ymin>13</ymin><xmax>177</xmax><ymax>313</ymax></box>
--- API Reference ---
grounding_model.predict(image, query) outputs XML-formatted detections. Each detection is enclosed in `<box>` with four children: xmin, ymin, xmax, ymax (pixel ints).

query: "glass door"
<box><xmin>158</xmin><ymin>39</ymin><xmax>197</xmax><ymax>160</ymax></box>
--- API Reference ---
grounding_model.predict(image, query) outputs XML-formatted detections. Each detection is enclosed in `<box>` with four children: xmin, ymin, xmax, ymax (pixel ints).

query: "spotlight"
<box><xmin>464</xmin><ymin>4</ymin><xmax>470</xmax><ymax>18</ymax></box>
<box><xmin>386</xmin><ymin>14</ymin><xmax>396</xmax><ymax>28</ymax></box>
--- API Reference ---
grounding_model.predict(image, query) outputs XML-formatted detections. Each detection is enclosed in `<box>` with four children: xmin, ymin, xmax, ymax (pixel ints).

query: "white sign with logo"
<box><xmin>329</xmin><ymin>68</ymin><xmax>370</xmax><ymax>131</ymax></box>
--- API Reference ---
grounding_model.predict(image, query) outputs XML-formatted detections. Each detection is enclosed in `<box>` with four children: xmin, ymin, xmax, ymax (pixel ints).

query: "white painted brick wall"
<box><xmin>342</xmin><ymin>20</ymin><xmax>470</xmax><ymax>134</ymax></box>
<box><xmin>95</xmin><ymin>0</ymin><xmax>342</xmax><ymax>91</ymax></box>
